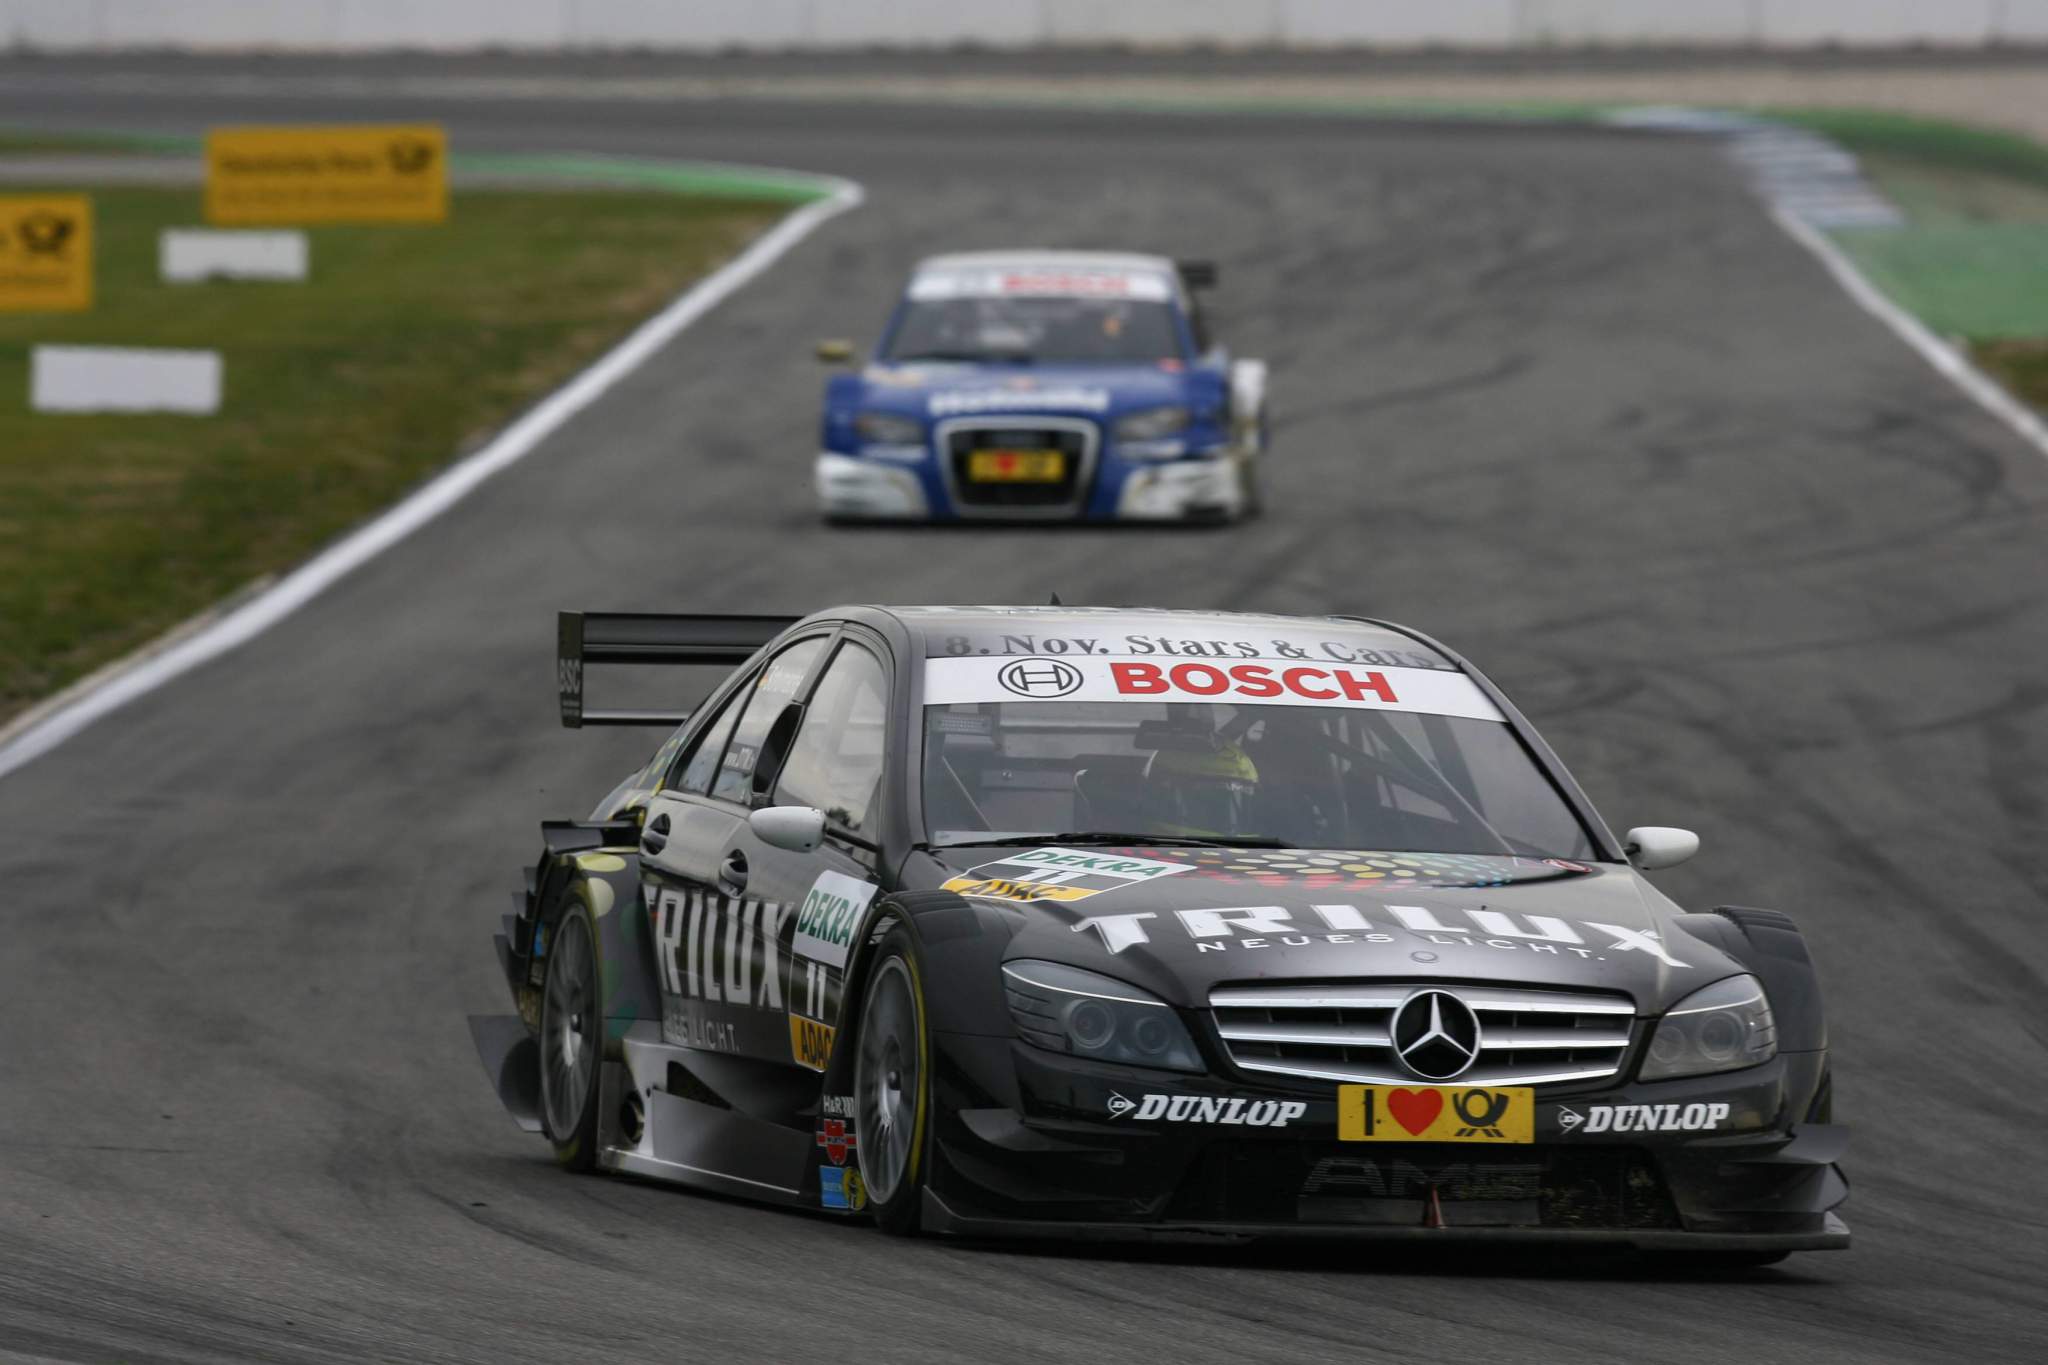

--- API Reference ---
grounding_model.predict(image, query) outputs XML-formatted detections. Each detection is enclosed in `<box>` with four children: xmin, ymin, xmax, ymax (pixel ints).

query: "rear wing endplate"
<box><xmin>557</xmin><ymin>610</ymin><xmax>798</xmax><ymax>728</ymax></box>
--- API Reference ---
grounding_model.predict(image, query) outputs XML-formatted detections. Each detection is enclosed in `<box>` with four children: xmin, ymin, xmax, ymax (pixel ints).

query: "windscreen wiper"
<box><xmin>956</xmin><ymin>831</ymin><xmax>1288</xmax><ymax>849</ymax></box>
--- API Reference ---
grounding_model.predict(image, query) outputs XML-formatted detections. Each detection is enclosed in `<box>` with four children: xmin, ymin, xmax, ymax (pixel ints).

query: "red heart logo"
<box><xmin>1387</xmin><ymin>1088</ymin><xmax>1443</xmax><ymax>1136</ymax></box>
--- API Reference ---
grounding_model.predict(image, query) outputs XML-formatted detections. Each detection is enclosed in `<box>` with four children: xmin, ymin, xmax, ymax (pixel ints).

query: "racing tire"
<box><xmin>538</xmin><ymin>906</ymin><xmax>602</xmax><ymax>1172</ymax></box>
<box><xmin>854</xmin><ymin>924</ymin><xmax>931</xmax><ymax>1236</ymax></box>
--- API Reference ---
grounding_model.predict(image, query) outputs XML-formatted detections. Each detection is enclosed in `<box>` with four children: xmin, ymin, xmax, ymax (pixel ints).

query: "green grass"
<box><xmin>0</xmin><ymin>184</ymin><xmax>783</xmax><ymax>721</ymax></box>
<box><xmin>1828</xmin><ymin>223</ymin><xmax>2048</xmax><ymax>338</ymax></box>
<box><xmin>1975</xmin><ymin>339</ymin><xmax>2048</xmax><ymax>411</ymax></box>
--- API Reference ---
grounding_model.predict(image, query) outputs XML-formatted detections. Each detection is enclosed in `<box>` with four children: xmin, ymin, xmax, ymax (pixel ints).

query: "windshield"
<box><xmin>885</xmin><ymin>296</ymin><xmax>1184</xmax><ymax>365</ymax></box>
<box><xmin>921</xmin><ymin>700</ymin><xmax>1596</xmax><ymax>858</ymax></box>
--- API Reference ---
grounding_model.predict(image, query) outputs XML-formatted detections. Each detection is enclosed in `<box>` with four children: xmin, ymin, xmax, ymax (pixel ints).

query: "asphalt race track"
<box><xmin>2</xmin><ymin>60</ymin><xmax>2046</xmax><ymax>1365</ymax></box>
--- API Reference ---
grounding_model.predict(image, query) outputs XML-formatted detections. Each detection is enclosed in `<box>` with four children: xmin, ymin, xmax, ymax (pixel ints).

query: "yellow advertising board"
<box><xmin>0</xmin><ymin>194</ymin><xmax>92</xmax><ymax>312</ymax></box>
<box><xmin>1337</xmin><ymin>1085</ymin><xmax>1535</xmax><ymax>1144</ymax></box>
<box><xmin>205</xmin><ymin>124</ymin><xmax>447</xmax><ymax>225</ymax></box>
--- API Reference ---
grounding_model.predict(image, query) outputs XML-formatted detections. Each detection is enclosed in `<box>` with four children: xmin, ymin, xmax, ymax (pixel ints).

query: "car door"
<box><xmin>638</xmin><ymin>633</ymin><xmax>830</xmax><ymax>1068</ymax></box>
<box><xmin>754</xmin><ymin>633</ymin><xmax>892</xmax><ymax>1081</ymax></box>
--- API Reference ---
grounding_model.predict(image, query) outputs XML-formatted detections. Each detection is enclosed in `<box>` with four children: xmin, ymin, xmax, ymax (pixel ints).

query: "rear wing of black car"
<box><xmin>557</xmin><ymin>610</ymin><xmax>798</xmax><ymax>728</ymax></box>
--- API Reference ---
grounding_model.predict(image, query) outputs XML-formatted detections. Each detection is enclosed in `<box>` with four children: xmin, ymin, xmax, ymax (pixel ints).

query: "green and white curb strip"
<box><xmin>1609</xmin><ymin>106</ymin><xmax>1903</xmax><ymax>228</ymax></box>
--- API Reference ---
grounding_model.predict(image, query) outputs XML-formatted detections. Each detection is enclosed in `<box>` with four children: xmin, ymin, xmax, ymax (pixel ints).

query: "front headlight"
<box><xmin>855</xmin><ymin>409</ymin><xmax>924</xmax><ymax>446</ymax></box>
<box><xmin>1640</xmin><ymin>974</ymin><xmax>1777</xmax><ymax>1081</ymax></box>
<box><xmin>1113</xmin><ymin>405</ymin><xmax>1191</xmax><ymax>442</ymax></box>
<box><xmin>1002</xmin><ymin>960</ymin><xmax>1203</xmax><ymax>1072</ymax></box>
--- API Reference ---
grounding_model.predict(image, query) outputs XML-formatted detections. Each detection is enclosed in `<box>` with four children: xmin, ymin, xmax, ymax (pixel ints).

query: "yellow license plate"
<box><xmin>967</xmin><ymin>448</ymin><xmax>1064</xmax><ymax>482</ymax></box>
<box><xmin>1337</xmin><ymin>1084</ymin><xmax>1534</xmax><ymax>1143</ymax></box>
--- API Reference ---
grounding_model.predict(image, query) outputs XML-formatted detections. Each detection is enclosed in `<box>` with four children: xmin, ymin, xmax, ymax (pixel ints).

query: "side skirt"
<box><xmin>592</xmin><ymin>1027</ymin><xmax>816</xmax><ymax>1210</ymax></box>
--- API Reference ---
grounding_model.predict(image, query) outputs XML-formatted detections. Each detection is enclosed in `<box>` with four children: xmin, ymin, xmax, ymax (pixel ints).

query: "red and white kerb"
<box><xmin>922</xmin><ymin>655</ymin><xmax>1505</xmax><ymax>722</ymax></box>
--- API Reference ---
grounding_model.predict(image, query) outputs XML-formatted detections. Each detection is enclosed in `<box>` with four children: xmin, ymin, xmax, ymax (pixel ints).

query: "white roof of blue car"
<box><xmin>913</xmin><ymin>250</ymin><xmax>1177</xmax><ymax>276</ymax></box>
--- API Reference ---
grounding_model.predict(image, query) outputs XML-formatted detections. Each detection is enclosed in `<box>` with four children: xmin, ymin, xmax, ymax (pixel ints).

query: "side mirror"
<box><xmin>751</xmin><ymin>805</ymin><xmax>825</xmax><ymax>854</ymax></box>
<box><xmin>815</xmin><ymin>338</ymin><xmax>855</xmax><ymax>364</ymax></box>
<box><xmin>1625</xmin><ymin>826</ymin><xmax>1700</xmax><ymax>871</ymax></box>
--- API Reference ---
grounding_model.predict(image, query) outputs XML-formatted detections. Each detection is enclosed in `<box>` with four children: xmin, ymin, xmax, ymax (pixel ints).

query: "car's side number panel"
<box><xmin>784</xmin><ymin>868</ymin><xmax>880</xmax><ymax>1072</ymax></box>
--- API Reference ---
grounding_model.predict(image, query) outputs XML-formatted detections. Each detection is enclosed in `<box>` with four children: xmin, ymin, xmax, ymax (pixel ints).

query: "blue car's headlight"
<box><xmin>1002</xmin><ymin>960</ymin><xmax>1203</xmax><ymax>1072</ymax></box>
<box><xmin>1640</xmin><ymin>975</ymin><xmax>1777</xmax><ymax>1081</ymax></box>
<box><xmin>855</xmin><ymin>410</ymin><xmax>924</xmax><ymax>446</ymax></box>
<box><xmin>1113</xmin><ymin>405</ymin><xmax>1191</xmax><ymax>443</ymax></box>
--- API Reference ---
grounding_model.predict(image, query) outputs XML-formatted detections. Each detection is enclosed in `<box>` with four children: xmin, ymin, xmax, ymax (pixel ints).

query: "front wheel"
<box><xmin>538</xmin><ymin>907</ymin><xmax>601</xmax><ymax>1170</ymax></box>
<box><xmin>855</xmin><ymin>926</ymin><xmax>931</xmax><ymax>1236</ymax></box>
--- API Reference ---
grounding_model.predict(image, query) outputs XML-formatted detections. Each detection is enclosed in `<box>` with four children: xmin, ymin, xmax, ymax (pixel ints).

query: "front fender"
<box><xmin>1675</xmin><ymin>906</ymin><xmax>1828</xmax><ymax>1054</ymax></box>
<box><xmin>818</xmin><ymin>890</ymin><xmax>1020</xmax><ymax>1094</ymax></box>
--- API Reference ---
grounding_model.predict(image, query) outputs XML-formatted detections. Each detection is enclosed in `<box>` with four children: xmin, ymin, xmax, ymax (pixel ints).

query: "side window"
<box><xmin>711</xmin><ymin>637</ymin><xmax>828</xmax><ymax>804</ymax></box>
<box><xmin>774</xmin><ymin>642</ymin><xmax>889</xmax><ymax>833</ymax></box>
<box><xmin>672</xmin><ymin>680</ymin><xmax>749</xmax><ymax>795</ymax></box>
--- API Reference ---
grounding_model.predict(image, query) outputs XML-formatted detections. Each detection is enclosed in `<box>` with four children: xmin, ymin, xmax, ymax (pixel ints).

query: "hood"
<box><xmin>851</xmin><ymin>361</ymin><xmax>1207</xmax><ymax>424</ymax></box>
<box><xmin>915</xmin><ymin>844</ymin><xmax>1736</xmax><ymax>1014</ymax></box>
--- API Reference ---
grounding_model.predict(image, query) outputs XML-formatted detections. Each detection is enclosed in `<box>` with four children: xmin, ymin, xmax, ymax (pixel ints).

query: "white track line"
<box><xmin>0</xmin><ymin>175</ymin><xmax>863</xmax><ymax>783</ymax></box>
<box><xmin>1770</xmin><ymin>207</ymin><xmax>2048</xmax><ymax>457</ymax></box>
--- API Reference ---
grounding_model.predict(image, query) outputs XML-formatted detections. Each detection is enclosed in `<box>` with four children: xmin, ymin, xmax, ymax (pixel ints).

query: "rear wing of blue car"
<box><xmin>556</xmin><ymin>610</ymin><xmax>798</xmax><ymax>728</ymax></box>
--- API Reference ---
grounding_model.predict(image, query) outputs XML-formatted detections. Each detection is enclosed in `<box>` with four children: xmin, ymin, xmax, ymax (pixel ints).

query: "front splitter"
<box><xmin>922</xmin><ymin>1191</ymin><xmax>1850</xmax><ymax>1251</ymax></box>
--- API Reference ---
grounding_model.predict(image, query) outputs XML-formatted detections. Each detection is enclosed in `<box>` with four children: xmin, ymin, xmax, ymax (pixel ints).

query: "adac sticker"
<box><xmin>789</xmin><ymin>1014</ymin><xmax>836</xmax><ymax>1072</ymax></box>
<box><xmin>820</xmin><ymin>1164</ymin><xmax>867</xmax><ymax>1211</ymax></box>
<box><xmin>793</xmin><ymin>869</ymin><xmax>878</xmax><ymax>970</ymax></box>
<box><xmin>941</xmin><ymin>846</ymin><xmax>1193</xmax><ymax>905</ymax></box>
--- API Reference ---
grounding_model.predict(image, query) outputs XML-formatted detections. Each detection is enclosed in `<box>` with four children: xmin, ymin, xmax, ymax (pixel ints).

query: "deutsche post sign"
<box><xmin>0</xmin><ymin>194</ymin><xmax>92</xmax><ymax>311</ymax></box>
<box><xmin>205</xmin><ymin>124</ymin><xmax>447</xmax><ymax>225</ymax></box>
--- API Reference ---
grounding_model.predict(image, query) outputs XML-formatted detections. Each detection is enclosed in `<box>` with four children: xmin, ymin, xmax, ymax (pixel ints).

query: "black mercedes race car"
<box><xmin>470</xmin><ymin>605</ymin><xmax>1848</xmax><ymax>1258</ymax></box>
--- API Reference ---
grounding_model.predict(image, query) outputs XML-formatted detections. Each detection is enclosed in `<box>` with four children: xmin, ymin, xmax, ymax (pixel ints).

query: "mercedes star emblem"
<box><xmin>1392</xmin><ymin>989</ymin><xmax>1482</xmax><ymax>1081</ymax></box>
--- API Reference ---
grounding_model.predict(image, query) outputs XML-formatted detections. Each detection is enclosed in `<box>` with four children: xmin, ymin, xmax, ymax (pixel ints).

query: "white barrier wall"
<box><xmin>4</xmin><ymin>0</ymin><xmax>2046</xmax><ymax>51</ymax></box>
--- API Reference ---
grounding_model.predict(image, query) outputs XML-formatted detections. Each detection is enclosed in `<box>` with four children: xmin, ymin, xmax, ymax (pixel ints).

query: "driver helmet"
<box><xmin>1144</xmin><ymin>740</ymin><xmax>1259</xmax><ymax>837</ymax></box>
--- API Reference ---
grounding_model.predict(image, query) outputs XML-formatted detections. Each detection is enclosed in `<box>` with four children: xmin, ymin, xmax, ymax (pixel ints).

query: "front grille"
<box><xmin>941</xmin><ymin>421</ymin><xmax>1096</xmax><ymax>511</ymax></box>
<box><xmin>1210</xmin><ymin>982</ymin><xmax>1636</xmax><ymax>1087</ymax></box>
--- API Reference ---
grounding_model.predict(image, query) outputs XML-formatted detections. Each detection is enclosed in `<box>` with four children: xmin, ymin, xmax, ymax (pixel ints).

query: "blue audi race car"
<box><xmin>813</xmin><ymin>251</ymin><xmax>1268</xmax><ymax>523</ymax></box>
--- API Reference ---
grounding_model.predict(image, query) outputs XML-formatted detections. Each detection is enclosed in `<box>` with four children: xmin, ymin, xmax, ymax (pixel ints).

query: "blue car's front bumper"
<box><xmin>815</xmin><ymin>419</ymin><xmax>1251</xmax><ymax>523</ymax></box>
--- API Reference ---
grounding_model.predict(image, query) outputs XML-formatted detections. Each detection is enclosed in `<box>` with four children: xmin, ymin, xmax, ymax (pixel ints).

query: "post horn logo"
<box><xmin>386</xmin><ymin>139</ymin><xmax>437</xmax><ymax>175</ymax></box>
<box><xmin>1451</xmin><ymin>1088</ymin><xmax>1511</xmax><ymax>1138</ymax></box>
<box><xmin>14</xmin><ymin>211</ymin><xmax>75</xmax><ymax>257</ymax></box>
